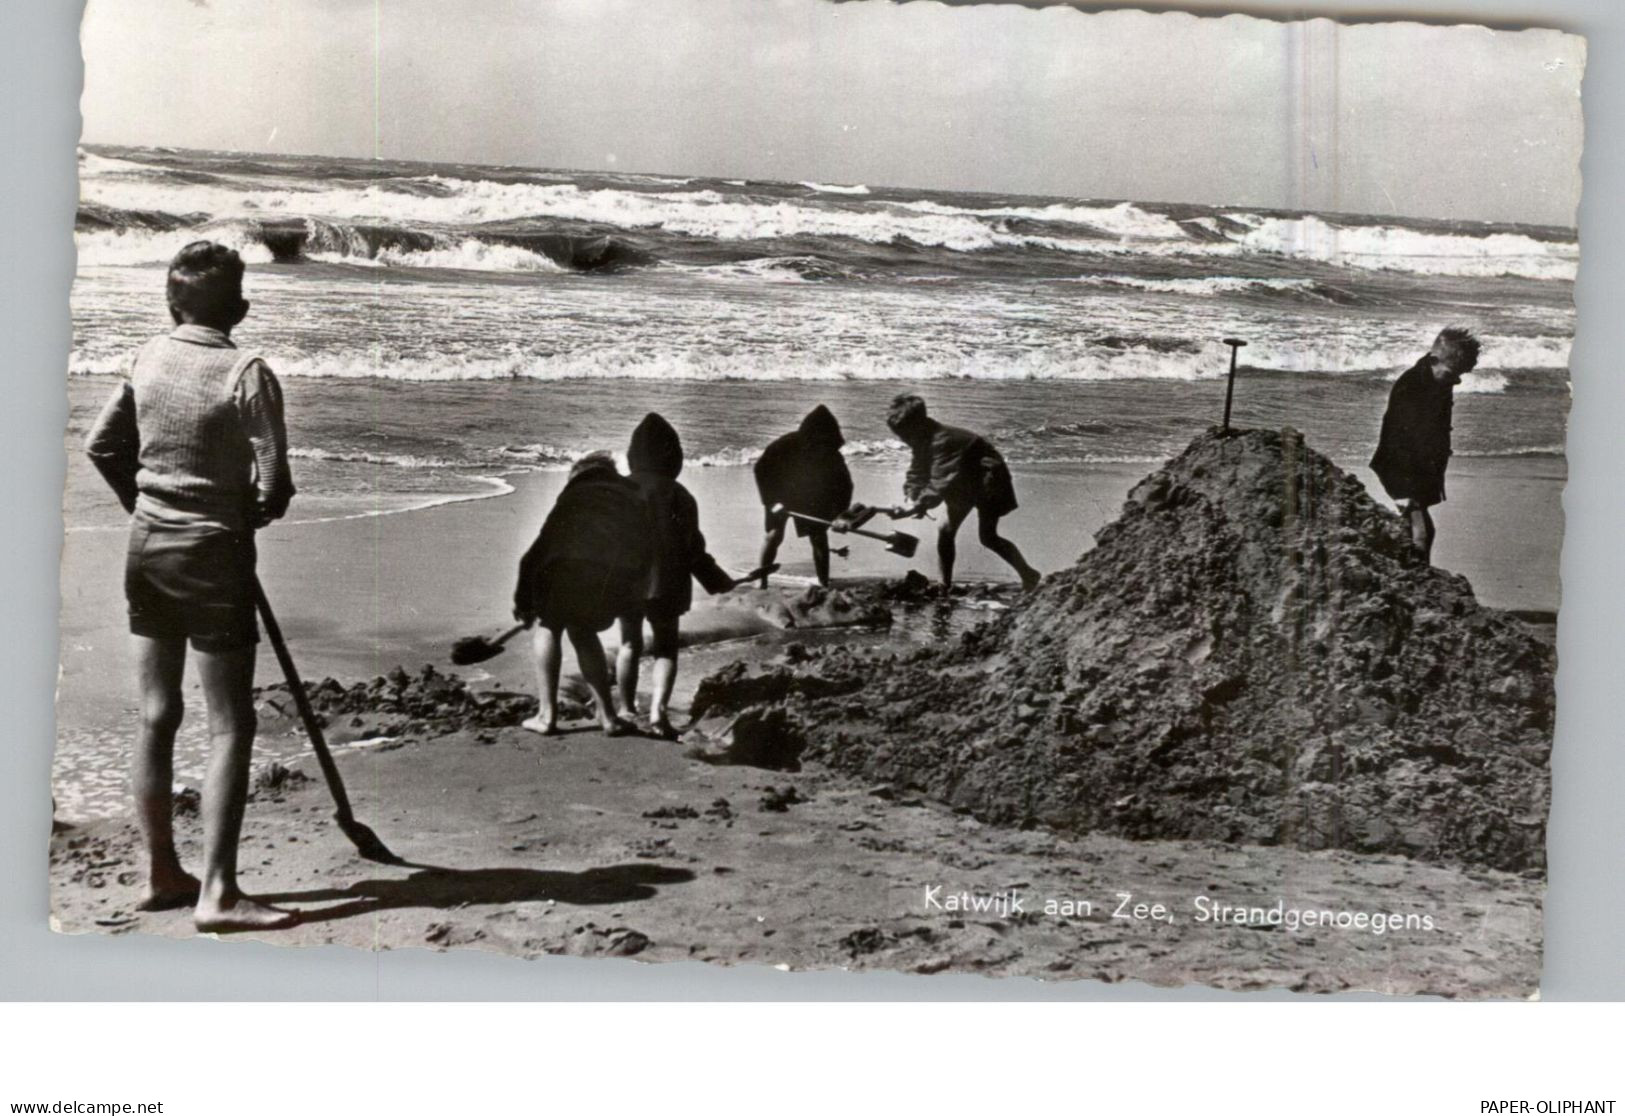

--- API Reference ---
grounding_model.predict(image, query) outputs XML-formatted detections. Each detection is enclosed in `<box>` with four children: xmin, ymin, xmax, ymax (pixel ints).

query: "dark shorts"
<box><xmin>530</xmin><ymin>558</ymin><xmax>646</xmax><ymax>633</ymax></box>
<box><xmin>975</xmin><ymin>455</ymin><xmax>1020</xmax><ymax>518</ymax></box>
<box><xmin>946</xmin><ymin>455</ymin><xmax>1019</xmax><ymax>520</ymax></box>
<box><xmin>125</xmin><ymin>519</ymin><xmax>258</xmax><ymax>652</ymax></box>
<box><xmin>763</xmin><ymin>506</ymin><xmax>828</xmax><ymax>540</ymax></box>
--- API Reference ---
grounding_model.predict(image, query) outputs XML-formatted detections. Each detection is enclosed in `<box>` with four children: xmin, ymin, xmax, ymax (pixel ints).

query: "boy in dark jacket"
<box><xmin>616</xmin><ymin>413</ymin><xmax>740</xmax><ymax>739</ymax></box>
<box><xmin>753</xmin><ymin>404</ymin><xmax>855</xmax><ymax>587</ymax></box>
<box><xmin>514</xmin><ymin>452</ymin><xmax>653</xmax><ymax>737</ymax></box>
<box><xmin>1370</xmin><ymin>328</ymin><xmax>1480</xmax><ymax>563</ymax></box>
<box><xmin>886</xmin><ymin>394</ymin><xmax>1040</xmax><ymax>592</ymax></box>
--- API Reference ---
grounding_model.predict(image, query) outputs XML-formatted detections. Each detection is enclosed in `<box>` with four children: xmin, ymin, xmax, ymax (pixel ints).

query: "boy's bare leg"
<box><xmin>522</xmin><ymin>626</ymin><xmax>563</xmax><ymax>734</ymax></box>
<box><xmin>1406</xmin><ymin>502</ymin><xmax>1437</xmax><ymax>562</ymax></box>
<box><xmin>567</xmin><ymin>626</ymin><xmax>623</xmax><ymax>733</ymax></box>
<box><xmin>759</xmin><ymin>521</ymin><xmax>785</xmax><ymax>589</ymax></box>
<box><xmin>936</xmin><ymin>502</ymin><xmax>972</xmax><ymax>590</ymax></box>
<box><xmin>614</xmin><ymin>613</ymin><xmax>643</xmax><ymax>716</ymax></box>
<box><xmin>977</xmin><ymin>512</ymin><xmax>1041</xmax><ymax>591</ymax></box>
<box><xmin>192</xmin><ymin>643</ymin><xmax>297</xmax><ymax>932</ymax></box>
<box><xmin>647</xmin><ymin>617</ymin><xmax>682</xmax><ymax>735</ymax></box>
<box><xmin>810</xmin><ymin>533</ymin><xmax>831</xmax><ymax>587</ymax></box>
<box><xmin>130</xmin><ymin>634</ymin><xmax>199</xmax><ymax>910</ymax></box>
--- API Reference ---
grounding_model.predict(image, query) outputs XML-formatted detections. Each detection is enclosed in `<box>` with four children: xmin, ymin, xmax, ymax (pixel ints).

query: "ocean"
<box><xmin>67</xmin><ymin>144</ymin><xmax>1574</xmax><ymax>531</ymax></box>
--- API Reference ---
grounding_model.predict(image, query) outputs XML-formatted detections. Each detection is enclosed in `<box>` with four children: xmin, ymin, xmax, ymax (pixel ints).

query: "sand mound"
<box><xmin>692</xmin><ymin>429</ymin><xmax>1555</xmax><ymax>871</ymax></box>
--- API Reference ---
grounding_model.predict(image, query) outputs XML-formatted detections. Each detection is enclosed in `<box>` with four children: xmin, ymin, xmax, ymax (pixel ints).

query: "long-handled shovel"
<box><xmin>252</xmin><ymin>578</ymin><xmax>402</xmax><ymax>865</ymax></box>
<box><xmin>773</xmin><ymin>504</ymin><xmax>919</xmax><ymax>558</ymax></box>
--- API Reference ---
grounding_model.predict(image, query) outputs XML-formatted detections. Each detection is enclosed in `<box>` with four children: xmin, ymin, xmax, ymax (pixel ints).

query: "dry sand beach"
<box><xmin>51</xmin><ymin>432</ymin><xmax>1558</xmax><ymax>997</ymax></box>
<box><xmin>50</xmin><ymin>712</ymin><xmax>1542</xmax><ymax>997</ymax></box>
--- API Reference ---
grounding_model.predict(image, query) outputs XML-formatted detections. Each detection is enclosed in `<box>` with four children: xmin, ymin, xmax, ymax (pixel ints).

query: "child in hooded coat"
<box><xmin>514</xmin><ymin>451</ymin><xmax>653</xmax><ymax>737</ymax></box>
<box><xmin>617</xmin><ymin>413</ymin><xmax>740</xmax><ymax>739</ymax></box>
<box><xmin>753</xmin><ymin>404</ymin><xmax>855</xmax><ymax>587</ymax></box>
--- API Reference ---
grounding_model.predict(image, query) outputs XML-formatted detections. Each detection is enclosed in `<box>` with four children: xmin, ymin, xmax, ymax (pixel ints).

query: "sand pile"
<box><xmin>691</xmin><ymin>428</ymin><xmax>1555</xmax><ymax>872</ymax></box>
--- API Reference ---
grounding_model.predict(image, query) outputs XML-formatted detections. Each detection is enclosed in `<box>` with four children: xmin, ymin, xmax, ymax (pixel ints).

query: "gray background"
<box><xmin>3</xmin><ymin>0</ymin><xmax>1617</xmax><ymax>1000</ymax></box>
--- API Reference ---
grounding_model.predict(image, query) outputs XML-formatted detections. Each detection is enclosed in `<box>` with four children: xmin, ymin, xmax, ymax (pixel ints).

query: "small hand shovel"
<box><xmin>772</xmin><ymin>504</ymin><xmax>919</xmax><ymax>559</ymax></box>
<box><xmin>450</xmin><ymin>622</ymin><xmax>529</xmax><ymax>666</ymax></box>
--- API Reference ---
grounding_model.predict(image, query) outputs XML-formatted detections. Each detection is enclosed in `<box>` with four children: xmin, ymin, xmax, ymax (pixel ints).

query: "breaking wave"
<box><xmin>316</xmin><ymin>239</ymin><xmax>568</xmax><ymax>273</ymax></box>
<box><xmin>80</xmin><ymin>157</ymin><xmax>1578</xmax><ymax>279</ymax></box>
<box><xmin>68</xmin><ymin>330</ymin><xmax>1569</xmax><ymax>384</ymax></box>
<box><xmin>1068</xmin><ymin>275</ymin><xmax>1333</xmax><ymax>299</ymax></box>
<box><xmin>802</xmin><ymin>181</ymin><xmax>871</xmax><ymax>195</ymax></box>
<box><xmin>899</xmin><ymin>198</ymin><xmax>1191</xmax><ymax>240</ymax></box>
<box><xmin>288</xmin><ymin>446</ymin><xmax>471</xmax><ymax>469</ymax></box>
<box><xmin>76</xmin><ymin>217</ymin><xmax>611</xmax><ymax>273</ymax></box>
<box><xmin>1225</xmin><ymin>213</ymin><xmax>1577</xmax><ymax>281</ymax></box>
<box><xmin>690</xmin><ymin>255</ymin><xmax>864</xmax><ymax>283</ymax></box>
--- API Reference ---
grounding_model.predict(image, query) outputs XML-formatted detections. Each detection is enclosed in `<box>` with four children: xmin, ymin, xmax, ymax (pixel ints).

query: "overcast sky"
<box><xmin>80</xmin><ymin>0</ymin><xmax>1585</xmax><ymax>225</ymax></box>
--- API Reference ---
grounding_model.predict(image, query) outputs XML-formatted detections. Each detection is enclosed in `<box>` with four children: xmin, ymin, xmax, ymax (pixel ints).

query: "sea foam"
<box><xmin>78</xmin><ymin>158</ymin><xmax>1579</xmax><ymax>280</ymax></box>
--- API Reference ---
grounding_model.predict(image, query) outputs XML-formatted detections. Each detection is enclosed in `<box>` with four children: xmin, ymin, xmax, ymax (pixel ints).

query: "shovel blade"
<box><xmin>338</xmin><ymin>813</ymin><xmax>404</xmax><ymax>865</ymax></box>
<box><xmin>886</xmin><ymin>532</ymin><xmax>920</xmax><ymax>558</ymax></box>
<box><xmin>450</xmin><ymin>636</ymin><xmax>505</xmax><ymax>666</ymax></box>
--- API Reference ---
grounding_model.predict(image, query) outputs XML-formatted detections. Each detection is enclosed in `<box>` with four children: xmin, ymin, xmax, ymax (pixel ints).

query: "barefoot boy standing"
<box><xmin>84</xmin><ymin>242</ymin><xmax>298</xmax><ymax>933</ymax></box>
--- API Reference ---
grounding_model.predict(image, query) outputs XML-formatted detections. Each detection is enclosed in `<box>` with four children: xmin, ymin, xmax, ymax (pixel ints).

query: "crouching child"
<box><xmin>885</xmin><ymin>393</ymin><xmax>1041</xmax><ymax>592</ymax></box>
<box><xmin>514</xmin><ymin>451</ymin><xmax>653</xmax><ymax>738</ymax></box>
<box><xmin>753</xmin><ymin>404</ymin><xmax>855</xmax><ymax>588</ymax></box>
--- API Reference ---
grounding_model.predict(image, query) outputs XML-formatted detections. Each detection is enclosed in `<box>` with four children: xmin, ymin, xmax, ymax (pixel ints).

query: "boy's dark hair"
<box><xmin>1434</xmin><ymin>326</ymin><xmax>1481</xmax><ymax>368</ymax></box>
<box><xmin>167</xmin><ymin>241</ymin><xmax>246</xmax><ymax>325</ymax></box>
<box><xmin>569</xmin><ymin>450</ymin><xmax>620</xmax><ymax>481</ymax></box>
<box><xmin>886</xmin><ymin>393</ymin><xmax>929</xmax><ymax>436</ymax></box>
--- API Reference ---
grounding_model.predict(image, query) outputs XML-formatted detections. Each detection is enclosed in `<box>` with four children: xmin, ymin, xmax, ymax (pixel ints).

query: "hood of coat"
<box><xmin>628</xmin><ymin>412</ymin><xmax>684</xmax><ymax>478</ymax></box>
<box><xmin>798</xmin><ymin>404</ymin><xmax>845</xmax><ymax>450</ymax></box>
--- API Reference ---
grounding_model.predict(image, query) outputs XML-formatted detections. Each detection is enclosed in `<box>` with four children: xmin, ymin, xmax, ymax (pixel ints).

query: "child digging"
<box><xmin>616</xmin><ymin>413</ymin><xmax>742</xmax><ymax>740</ymax></box>
<box><xmin>514</xmin><ymin>452</ymin><xmax>653</xmax><ymax>738</ymax></box>
<box><xmin>83</xmin><ymin>241</ymin><xmax>298</xmax><ymax>933</ymax></box>
<box><xmin>885</xmin><ymin>393</ymin><xmax>1041</xmax><ymax>593</ymax></box>
<box><xmin>753</xmin><ymin>404</ymin><xmax>854</xmax><ymax>588</ymax></box>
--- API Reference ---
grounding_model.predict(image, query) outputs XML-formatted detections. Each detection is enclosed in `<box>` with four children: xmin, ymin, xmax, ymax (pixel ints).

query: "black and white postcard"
<box><xmin>54</xmin><ymin>0</ymin><xmax>1582</xmax><ymax>997</ymax></box>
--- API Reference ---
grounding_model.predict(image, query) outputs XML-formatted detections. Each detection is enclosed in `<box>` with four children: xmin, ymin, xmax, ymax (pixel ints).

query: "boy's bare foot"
<box><xmin>521</xmin><ymin>715</ymin><xmax>562</xmax><ymax>737</ymax></box>
<box><xmin>136</xmin><ymin>870</ymin><xmax>201</xmax><ymax>912</ymax></box>
<box><xmin>648</xmin><ymin>717</ymin><xmax>681</xmax><ymax>741</ymax></box>
<box><xmin>602</xmin><ymin>716</ymin><xmax>640</xmax><ymax>738</ymax></box>
<box><xmin>1021</xmin><ymin>570</ymin><xmax>1042</xmax><ymax>592</ymax></box>
<box><xmin>194</xmin><ymin>894</ymin><xmax>300</xmax><ymax>934</ymax></box>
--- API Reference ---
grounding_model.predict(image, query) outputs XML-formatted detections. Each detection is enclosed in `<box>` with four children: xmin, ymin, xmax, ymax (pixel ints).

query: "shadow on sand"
<box><xmin>261</xmin><ymin>863</ymin><xmax>695</xmax><ymax>926</ymax></box>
